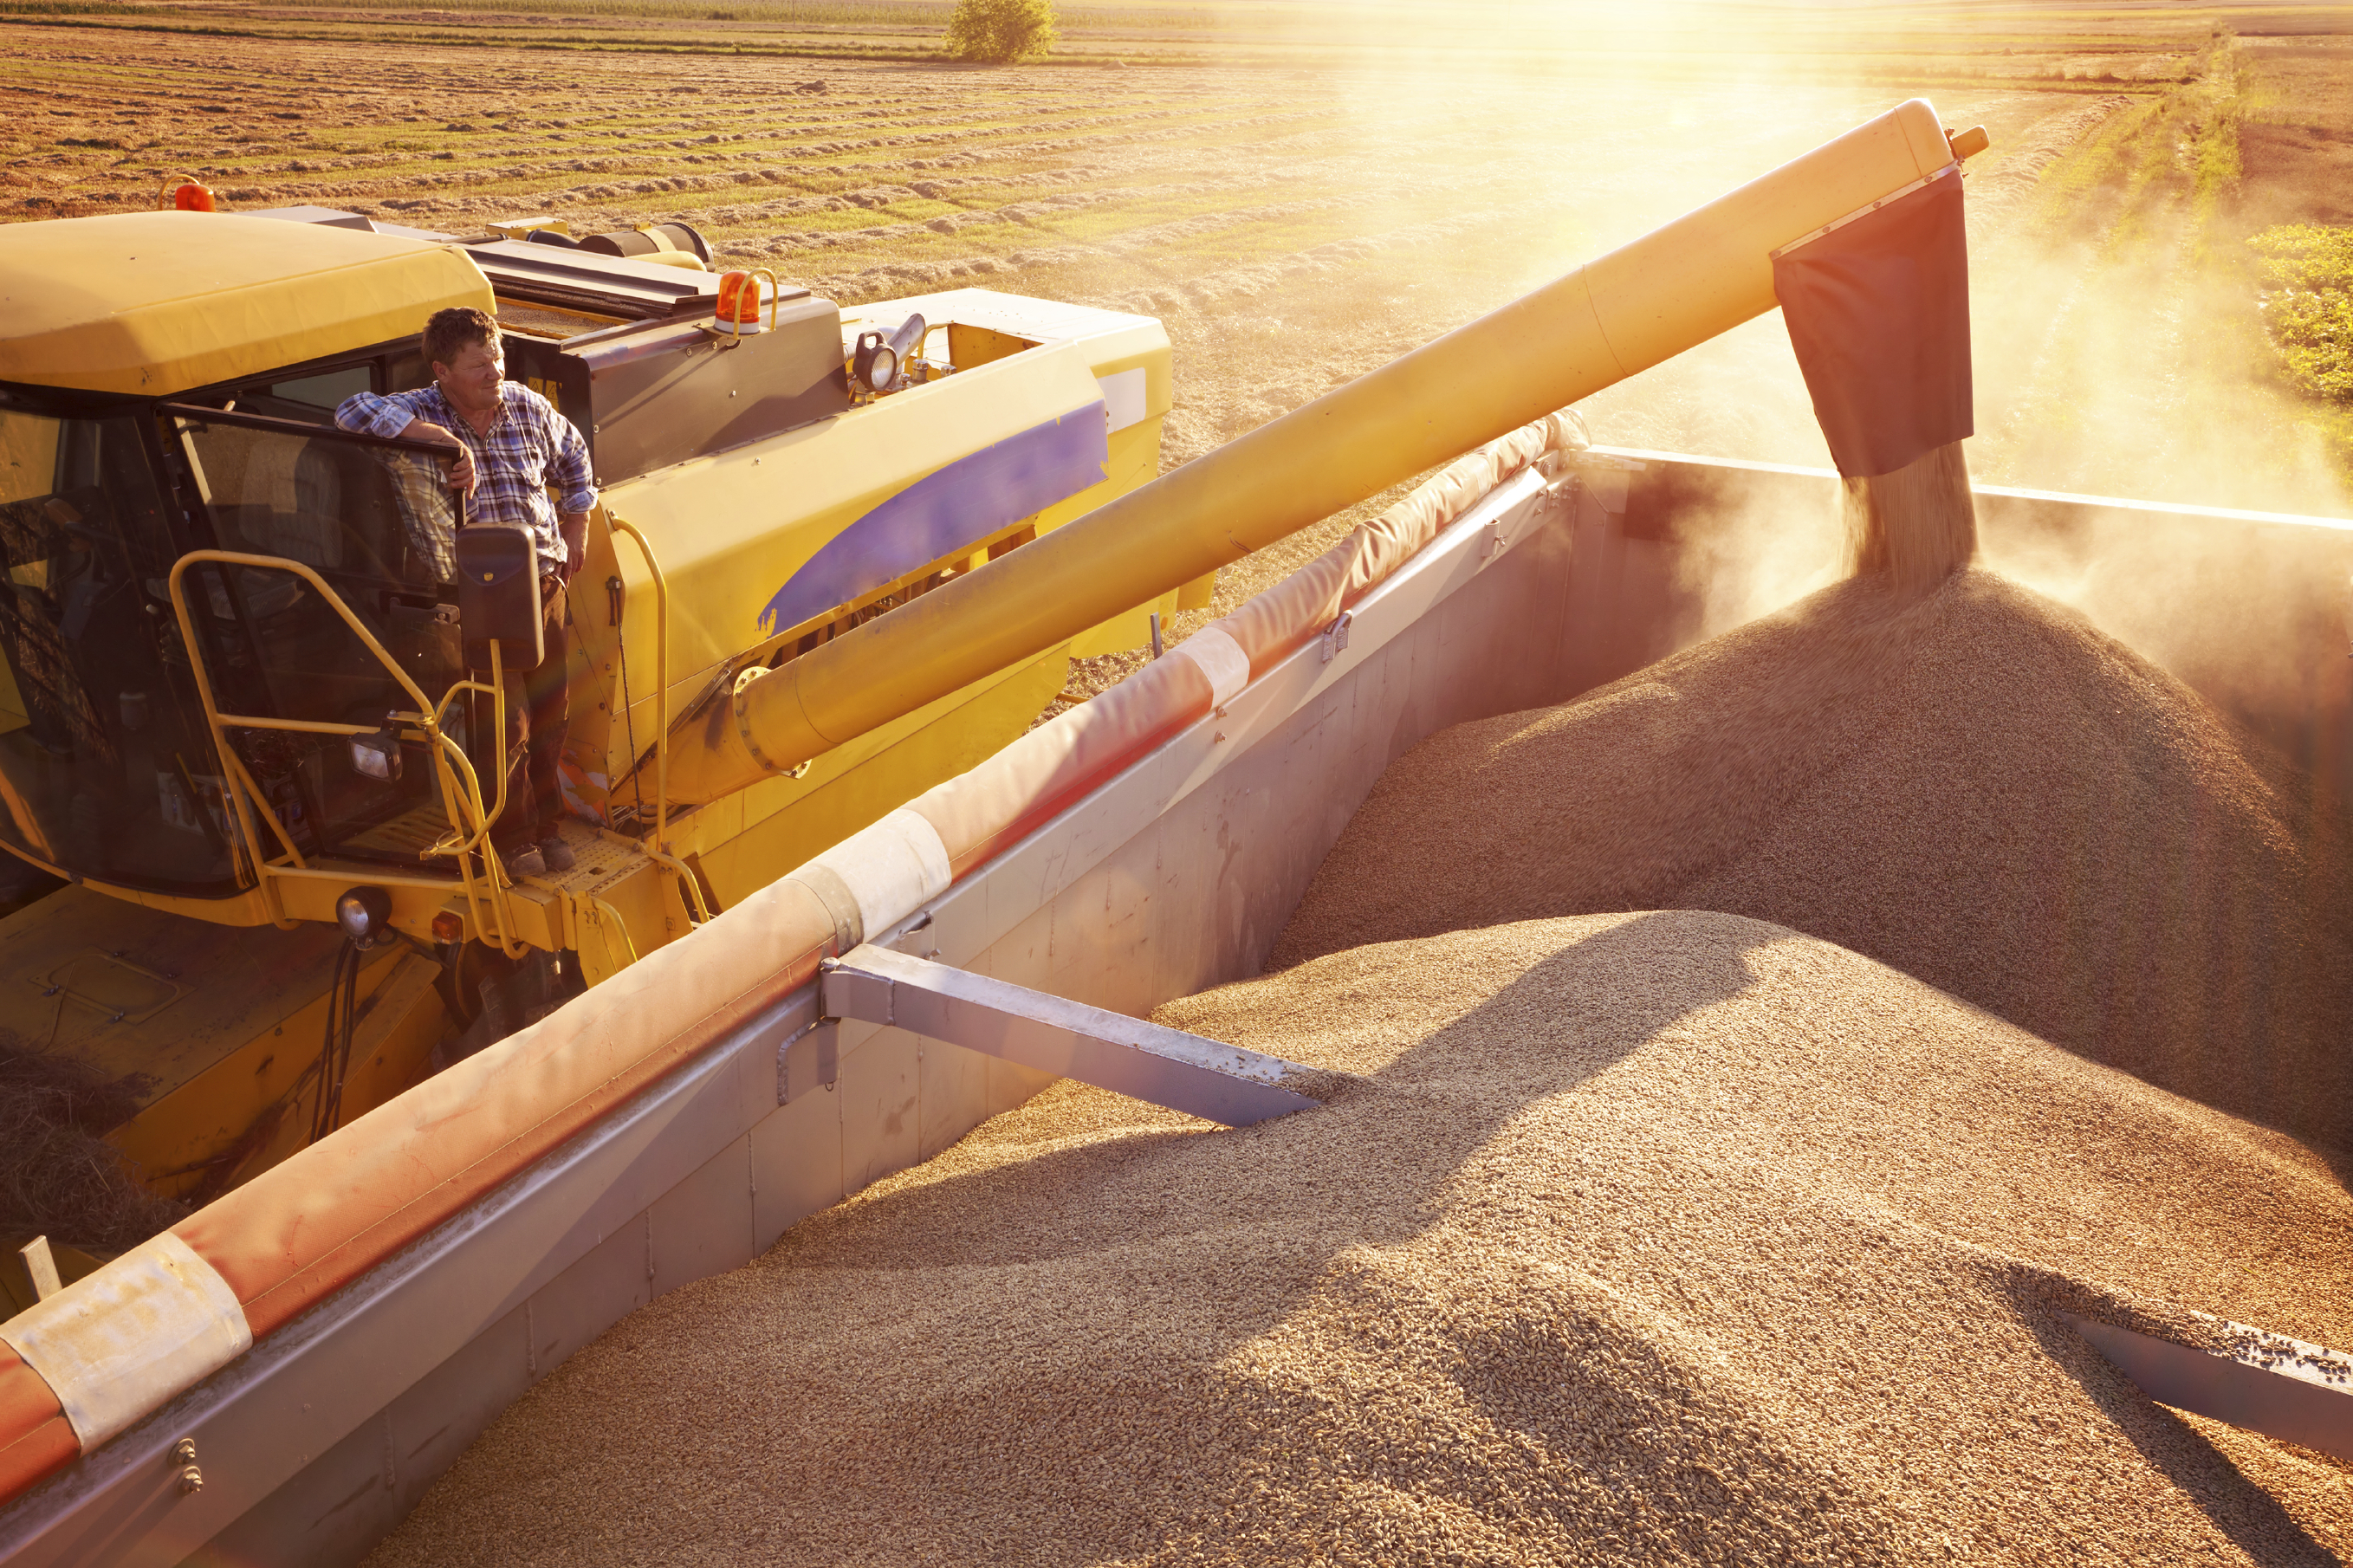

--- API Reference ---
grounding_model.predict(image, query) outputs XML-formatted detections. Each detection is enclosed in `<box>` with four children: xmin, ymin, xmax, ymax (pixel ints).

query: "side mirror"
<box><xmin>455</xmin><ymin>526</ymin><xmax>544</xmax><ymax>673</ymax></box>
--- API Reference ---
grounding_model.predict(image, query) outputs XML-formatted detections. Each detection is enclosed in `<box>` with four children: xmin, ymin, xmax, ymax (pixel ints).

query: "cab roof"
<box><xmin>0</xmin><ymin>211</ymin><xmax>494</xmax><ymax>398</ymax></box>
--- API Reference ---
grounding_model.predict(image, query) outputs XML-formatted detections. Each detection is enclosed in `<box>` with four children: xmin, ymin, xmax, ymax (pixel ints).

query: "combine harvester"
<box><xmin>2</xmin><ymin>100</ymin><xmax>2349</xmax><ymax>1565</ymax></box>
<box><xmin>0</xmin><ymin>198</ymin><xmax>1185</xmax><ymax>1232</ymax></box>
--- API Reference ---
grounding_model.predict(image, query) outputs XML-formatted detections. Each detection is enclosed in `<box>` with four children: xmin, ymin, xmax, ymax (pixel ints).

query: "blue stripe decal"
<box><xmin>758</xmin><ymin>400</ymin><xmax>1109</xmax><ymax>638</ymax></box>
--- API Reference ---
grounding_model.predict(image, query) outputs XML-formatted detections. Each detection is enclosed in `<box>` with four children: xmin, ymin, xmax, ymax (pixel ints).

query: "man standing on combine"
<box><xmin>336</xmin><ymin>306</ymin><xmax>593</xmax><ymax>878</ymax></box>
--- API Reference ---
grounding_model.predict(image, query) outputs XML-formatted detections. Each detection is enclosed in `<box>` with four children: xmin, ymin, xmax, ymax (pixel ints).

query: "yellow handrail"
<box><xmin>651</xmin><ymin>844</ymin><xmax>712</xmax><ymax>925</ymax></box>
<box><xmin>605</xmin><ymin>514</ymin><xmax>710</xmax><ymax>926</ymax></box>
<box><xmin>425</xmin><ymin>695</ymin><xmax>528</xmax><ymax>960</ymax></box>
<box><xmin>165</xmin><ymin>549</ymin><xmax>525</xmax><ymax>954</ymax></box>
<box><xmin>590</xmin><ymin>893</ymin><xmax>641</xmax><ymax>971</ymax></box>
<box><xmin>605</xmin><ymin>515</ymin><xmax>667</xmax><ymax>854</ymax></box>
<box><xmin>429</xmin><ymin>650</ymin><xmax>512</xmax><ymax>861</ymax></box>
<box><xmin>217</xmin><ymin>744</ymin><xmax>308</xmax><ymax>871</ymax></box>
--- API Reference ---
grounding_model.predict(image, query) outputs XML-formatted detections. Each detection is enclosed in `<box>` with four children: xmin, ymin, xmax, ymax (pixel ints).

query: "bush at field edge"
<box><xmin>2251</xmin><ymin>224</ymin><xmax>2353</xmax><ymax>477</ymax></box>
<box><xmin>944</xmin><ymin>0</ymin><xmax>1056</xmax><ymax>62</ymax></box>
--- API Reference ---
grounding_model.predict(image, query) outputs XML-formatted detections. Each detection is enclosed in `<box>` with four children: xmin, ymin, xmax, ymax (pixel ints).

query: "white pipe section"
<box><xmin>1174</xmin><ymin>626</ymin><xmax>1250</xmax><ymax>710</ymax></box>
<box><xmin>0</xmin><ymin>1233</ymin><xmax>252</xmax><ymax>1448</ymax></box>
<box><xmin>804</xmin><ymin>807</ymin><xmax>953</xmax><ymax>945</ymax></box>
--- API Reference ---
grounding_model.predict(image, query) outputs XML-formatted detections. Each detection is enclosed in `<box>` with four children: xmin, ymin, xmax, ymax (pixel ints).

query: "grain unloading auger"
<box><xmin>660</xmin><ymin>98</ymin><xmax>1986</xmax><ymax>802</ymax></box>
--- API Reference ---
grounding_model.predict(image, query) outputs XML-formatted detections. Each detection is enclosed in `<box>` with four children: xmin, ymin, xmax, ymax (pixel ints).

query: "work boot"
<box><xmin>537</xmin><ymin>836</ymin><xmax>576</xmax><ymax>873</ymax></box>
<box><xmin>502</xmin><ymin>842</ymin><xmax>547</xmax><ymax>879</ymax></box>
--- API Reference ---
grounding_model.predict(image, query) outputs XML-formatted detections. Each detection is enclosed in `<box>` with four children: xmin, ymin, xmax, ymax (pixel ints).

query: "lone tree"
<box><xmin>944</xmin><ymin>0</ymin><xmax>1058</xmax><ymax>63</ymax></box>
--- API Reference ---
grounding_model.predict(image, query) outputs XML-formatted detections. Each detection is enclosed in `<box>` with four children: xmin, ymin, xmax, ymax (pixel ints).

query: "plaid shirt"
<box><xmin>336</xmin><ymin>382</ymin><xmax>595</xmax><ymax>577</ymax></box>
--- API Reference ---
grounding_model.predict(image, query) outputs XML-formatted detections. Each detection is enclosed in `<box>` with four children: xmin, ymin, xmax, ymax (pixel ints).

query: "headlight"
<box><xmin>350</xmin><ymin>728</ymin><xmax>401</xmax><ymax>781</ymax></box>
<box><xmin>335</xmin><ymin>885</ymin><xmax>393</xmax><ymax>948</ymax></box>
<box><xmin>852</xmin><ymin>328</ymin><xmax>898</xmax><ymax>394</ymax></box>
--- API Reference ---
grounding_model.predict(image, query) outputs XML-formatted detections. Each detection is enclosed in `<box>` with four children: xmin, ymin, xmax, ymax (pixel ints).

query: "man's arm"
<box><xmin>544</xmin><ymin>399</ymin><xmax>599</xmax><ymax>580</ymax></box>
<box><xmin>336</xmin><ymin>388</ymin><xmax>475</xmax><ymax>491</ymax></box>
<box><xmin>334</xmin><ymin>387</ymin><xmax>432</xmax><ymax>440</ymax></box>
<box><xmin>559</xmin><ymin>511</ymin><xmax>590</xmax><ymax>582</ymax></box>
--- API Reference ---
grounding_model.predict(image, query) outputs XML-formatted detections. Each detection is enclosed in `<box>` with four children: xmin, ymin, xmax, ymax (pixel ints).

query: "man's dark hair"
<box><xmin>422</xmin><ymin>307</ymin><xmax>500</xmax><ymax>372</ymax></box>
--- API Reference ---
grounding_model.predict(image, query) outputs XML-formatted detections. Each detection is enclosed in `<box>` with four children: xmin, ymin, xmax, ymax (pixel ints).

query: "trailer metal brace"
<box><xmin>819</xmin><ymin>945</ymin><xmax>1320</xmax><ymax>1127</ymax></box>
<box><xmin>2064</xmin><ymin>1312</ymin><xmax>2353</xmax><ymax>1461</ymax></box>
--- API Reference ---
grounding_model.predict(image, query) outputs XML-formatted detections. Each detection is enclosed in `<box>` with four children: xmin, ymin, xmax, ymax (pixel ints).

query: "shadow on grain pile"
<box><xmin>1278</xmin><ymin>567</ymin><xmax>2353</xmax><ymax>1158</ymax></box>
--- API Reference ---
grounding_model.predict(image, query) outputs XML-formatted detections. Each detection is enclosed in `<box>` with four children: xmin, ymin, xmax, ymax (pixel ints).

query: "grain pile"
<box><xmin>368</xmin><ymin>564</ymin><xmax>2353</xmax><ymax>1565</ymax></box>
<box><xmin>1278</xmin><ymin>567</ymin><xmax>2353</xmax><ymax>1152</ymax></box>
<box><xmin>370</xmin><ymin>911</ymin><xmax>2353</xmax><ymax>1567</ymax></box>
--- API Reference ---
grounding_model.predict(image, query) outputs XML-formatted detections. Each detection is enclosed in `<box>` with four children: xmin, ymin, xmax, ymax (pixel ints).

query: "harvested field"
<box><xmin>1278</xmin><ymin>569</ymin><xmax>2353</xmax><ymax>1155</ymax></box>
<box><xmin>366</xmin><ymin>909</ymin><xmax>2353</xmax><ymax>1565</ymax></box>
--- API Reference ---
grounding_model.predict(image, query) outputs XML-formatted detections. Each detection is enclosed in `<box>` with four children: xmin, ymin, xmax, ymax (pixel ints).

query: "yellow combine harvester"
<box><xmin>0</xmin><ymin>204</ymin><xmax>1183</xmax><ymax>1235</ymax></box>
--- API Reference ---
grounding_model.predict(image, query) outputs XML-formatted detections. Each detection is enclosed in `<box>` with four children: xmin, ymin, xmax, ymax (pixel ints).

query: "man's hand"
<box><xmin>399</xmin><ymin>418</ymin><xmax>476</xmax><ymax>494</ymax></box>
<box><xmin>559</xmin><ymin>513</ymin><xmax>590</xmax><ymax>582</ymax></box>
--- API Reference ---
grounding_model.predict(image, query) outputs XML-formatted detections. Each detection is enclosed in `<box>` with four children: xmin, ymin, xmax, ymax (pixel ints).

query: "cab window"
<box><xmin>256</xmin><ymin>365</ymin><xmax>373</xmax><ymax>416</ymax></box>
<box><xmin>0</xmin><ymin>404</ymin><xmax>235</xmax><ymax>894</ymax></box>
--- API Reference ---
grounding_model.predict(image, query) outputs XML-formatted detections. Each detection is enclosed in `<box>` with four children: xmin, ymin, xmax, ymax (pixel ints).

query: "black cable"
<box><xmin>310</xmin><ymin>939</ymin><xmax>364</xmax><ymax>1144</ymax></box>
<box><xmin>308</xmin><ymin>947</ymin><xmax>340</xmax><ymax>1145</ymax></box>
<box><xmin>332</xmin><ymin>940</ymin><xmax>360</xmax><ymax>1134</ymax></box>
<box><xmin>310</xmin><ymin>944</ymin><xmax>341</xmax><ymax>1144</ymax></box>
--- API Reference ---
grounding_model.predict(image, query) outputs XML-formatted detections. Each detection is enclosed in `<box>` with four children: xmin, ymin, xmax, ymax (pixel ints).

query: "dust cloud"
<box><xmin>1262</xmin><ymin>29</ymin><xmax>2351</xmax><ymax>746</ymax></box>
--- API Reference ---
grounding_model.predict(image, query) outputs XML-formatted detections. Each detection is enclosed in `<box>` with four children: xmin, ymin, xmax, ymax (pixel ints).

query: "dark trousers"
<box><xmin>494</xmin><ymin>585</ymin><xmax>571</xmax><ymax>848</ymax></box>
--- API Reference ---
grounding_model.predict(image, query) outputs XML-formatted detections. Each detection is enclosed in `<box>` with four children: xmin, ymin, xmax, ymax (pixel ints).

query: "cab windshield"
<box><xmin>0</xmin><ymin>387</ymin><xmax>474</xmax><ymax>898</ymax></box>
<box><xmin>0</xmin><ymin>401</ymin><xmax>229</xmax><ymax>891</ymax></box>
<box><xmin>163</xmin><ymin>403</ymin><xmax>474</xmax><ymax>883</ymax></box>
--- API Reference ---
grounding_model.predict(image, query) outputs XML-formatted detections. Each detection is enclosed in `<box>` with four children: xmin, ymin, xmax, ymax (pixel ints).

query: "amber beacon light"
<box><xmin>159</xmin><ymin>172</ymin><xmax>217</xmax><ymax>211</ymax></box>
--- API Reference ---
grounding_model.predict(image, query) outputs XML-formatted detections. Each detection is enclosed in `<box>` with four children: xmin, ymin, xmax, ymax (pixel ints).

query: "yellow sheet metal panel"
<box><xmin>268</xmin><ymin>865</ymin><xmax>551</xmax><ymax>950</ymax></box>
<box><xmin>107</xmin><ymin>946</ymin><xmax>443</xmax><ymax>1203</ymax></box>
<box><xmin>601</xmin><ymin>295</ymin><xmax>1162</xmax><ymax>701</ymax></box>
<box><xmin>602</xmin><ymin>289</ymin><xmax>1167</xmax><ymax>803</ymax></box>
<box><xmin>0</xmin><ymin>886</ymin><xmax>342</xmax><ymax>1110</ymax></box>
<box><xmin>0</xmin><ymin>884</ymin><xmax>445</xmax><ymax>1204</ymax></box>
<box><xmin>0</xmin><ymin>212</ymin><xmax>493</xmax><ymax>396</ymax></box>
<box><xmin>567</xmin><ymin>854</ymin><xmax>668</xmax><ymax>987</ymax></box>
